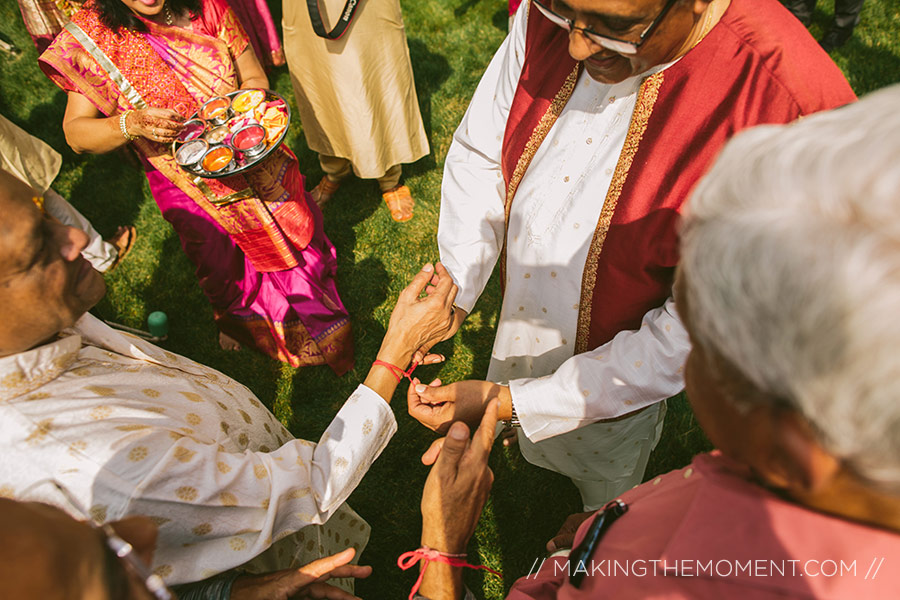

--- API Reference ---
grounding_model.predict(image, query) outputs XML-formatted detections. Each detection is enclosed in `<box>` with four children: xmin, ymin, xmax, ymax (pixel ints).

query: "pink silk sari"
<box><xmin>226</xmin><ymin>0</ymin><xmax>284</xmax><ymax>67</ymax></box>
<box><xmin>39</xmin><ymin>0</ymin><xmax>353</xmax><ymax>373</ymax></box>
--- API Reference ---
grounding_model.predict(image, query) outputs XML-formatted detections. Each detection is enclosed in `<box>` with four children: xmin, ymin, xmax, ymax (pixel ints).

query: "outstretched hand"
<box><xmin>378</xmin><ymin>262</ymin><xmax>458</xmax><ymax>369</ymax></box>
<box><xmin>420</xmin><ymin>399</ymin><xmax>498</xmax><ymax>554</ymax></box>
<box><xmin>416</xmin><ymin>401</ymin><xmax>499</xmax><ymax>600</ymax></box>
<box><xmin>230</xmin><ymin>548</ymin><xmax>371</xmax><ymax>600</ymax></box>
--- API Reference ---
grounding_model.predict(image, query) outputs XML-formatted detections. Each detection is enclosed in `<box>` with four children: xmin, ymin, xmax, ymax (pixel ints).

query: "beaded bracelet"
<box><xmin>119</xmin><ymin>110</ymin><xmax>138</xmax><ymax>142</ymax></box>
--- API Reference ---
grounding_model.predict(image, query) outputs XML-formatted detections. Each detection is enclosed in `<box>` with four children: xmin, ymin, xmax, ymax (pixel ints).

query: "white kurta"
<box><xmin>0</xmin><ymin>314</ymin><xmax>395</xmax><ymax>584</ymax></box>
<box><xmin>438</xmin><ymin>6</ymin><xmax>690</xmax><ymax>508</ymax></box>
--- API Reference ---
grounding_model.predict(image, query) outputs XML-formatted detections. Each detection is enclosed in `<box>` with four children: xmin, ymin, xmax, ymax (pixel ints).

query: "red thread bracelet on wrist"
<box><xmin>372</xmin><ymin>359</ymin><xmax>419</xmax><ymax>382</ymax></box>
<box><xmin>397</xmin><ymin>546</ymin><xmax>502</xmax><ymax>600</ymax></box>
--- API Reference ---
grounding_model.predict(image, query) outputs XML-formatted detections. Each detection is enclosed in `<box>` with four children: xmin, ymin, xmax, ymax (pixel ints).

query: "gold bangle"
<box><xmin>119</xmin><ymin>110</ymin><xmax>138</xmax><ymax>142</ymax></box>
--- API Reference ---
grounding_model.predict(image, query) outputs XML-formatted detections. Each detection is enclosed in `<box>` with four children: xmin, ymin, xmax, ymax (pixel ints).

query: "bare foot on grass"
<box><xmin>219</xmin><ymin>332</ymin><xmax>241</xmax><ymax>351</ymax></box>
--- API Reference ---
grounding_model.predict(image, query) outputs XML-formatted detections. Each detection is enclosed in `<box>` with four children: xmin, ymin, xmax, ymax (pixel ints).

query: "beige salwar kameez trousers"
<box><xmin>282</xmin><ymin>0</ymin><xmax>429</xmax><ymax>186</ymax></box>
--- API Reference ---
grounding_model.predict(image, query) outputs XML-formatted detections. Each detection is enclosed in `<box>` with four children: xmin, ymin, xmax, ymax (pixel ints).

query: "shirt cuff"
<box><xmin>508</xmin><ymin>375</ymin><xmax>576</xmax><ymax>442</ymax></box>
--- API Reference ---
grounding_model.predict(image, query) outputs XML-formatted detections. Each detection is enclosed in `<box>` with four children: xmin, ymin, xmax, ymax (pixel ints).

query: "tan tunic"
<box><xmin>282</xmin><ymin>0</ymin><xmax>429</xmax><ymax>179</ymax></box>
<box><xmin>0</xmin><ymin>113</ymin><xmax>61</xmax><ymax>193</ymax></box>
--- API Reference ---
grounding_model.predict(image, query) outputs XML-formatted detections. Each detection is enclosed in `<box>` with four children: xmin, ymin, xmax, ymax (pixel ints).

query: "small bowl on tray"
<box><xmin>172</xmin><ymin>88</ymin><xmax>290</xmax><ymax>179</ymax></box>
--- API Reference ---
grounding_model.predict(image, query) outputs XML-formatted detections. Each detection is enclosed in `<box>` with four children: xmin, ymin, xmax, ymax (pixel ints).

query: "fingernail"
<box><xmin>422</xmin><ymin>263</ymin><xmax>434</xmax><ymax>272</ymax></box>
<box><xmin>449</xmin><ymin>422</ymin><xmax>467</xmax><ymax>440</ymax></box>
<box><xmin>415</xmin><ymin>385</ymin><xmax>426</xmax><ymax>393</ymax></box>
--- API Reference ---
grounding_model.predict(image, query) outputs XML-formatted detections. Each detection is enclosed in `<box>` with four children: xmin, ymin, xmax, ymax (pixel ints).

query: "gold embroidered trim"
<box><xmin>501</xmin><ymin>63</ymin><xmax>580</xmax><ymax>283</ymax></box>
<box><xmin>574</xmin><ymin>71</ymin><xmax>665</xmax><ymax>354</ymax></box>
<box><xmin>193</xmin><ymin>178</ymin><xmax>255</xmax><ymax>207</ymax></box>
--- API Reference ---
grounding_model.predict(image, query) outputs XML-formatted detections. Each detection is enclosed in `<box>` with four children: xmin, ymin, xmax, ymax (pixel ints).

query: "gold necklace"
<box><xmin>164</xmin><ymin>3</ymin><xmax>175</xmax><ymax>26</ymax></box>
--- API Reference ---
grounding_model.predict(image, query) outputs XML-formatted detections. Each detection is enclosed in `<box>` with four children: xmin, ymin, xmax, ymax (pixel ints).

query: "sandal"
<box><xmin>382</xmin><ymin>184</ymin><xmax>414</xmax><ymax>222</ymax></box>
<box><xmin>310</xmin><ymin>176</ymin><xmax>341</xmax><ymax>207</ymax></box>
<box><xmin>105</xmin><ymin>225</ymin><xmax>136</xmax><ymax>272</ymax></box>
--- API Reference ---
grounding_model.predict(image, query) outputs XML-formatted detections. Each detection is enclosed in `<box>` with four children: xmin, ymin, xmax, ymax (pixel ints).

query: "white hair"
<box><xmin>680</xmin><ymin>84</ymin><xmax>900</xmax><ymax>492</ymax></box>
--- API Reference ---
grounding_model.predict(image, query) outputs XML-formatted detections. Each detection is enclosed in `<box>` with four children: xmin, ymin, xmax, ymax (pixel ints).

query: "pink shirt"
<box><xmin>507</xmin><ymin>452</ymin><xmax>899</xmax><ymax>599</ymax></box>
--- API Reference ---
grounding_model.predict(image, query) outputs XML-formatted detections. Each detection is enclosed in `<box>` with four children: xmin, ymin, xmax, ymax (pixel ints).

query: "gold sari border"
<box><xmin>63</xmin><ymin>21</ymin><xmax>147</xmax><ymax>110</ymax></box>
<box><xmin>194</xmin><ymin>178</ymin><xmax>255</xmax><ymax>207</ymax></box>
<box><xmin>574</xmin><ymin>71</ymin><xmax>664</xmax><ymax>354</ymax></box>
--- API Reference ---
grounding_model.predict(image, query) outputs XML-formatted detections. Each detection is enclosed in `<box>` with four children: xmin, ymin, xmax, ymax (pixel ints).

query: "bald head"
<box><xmin>0</xmin><ymin>170</ymin><xmax>105</xmax><ymax>356</ymax></box>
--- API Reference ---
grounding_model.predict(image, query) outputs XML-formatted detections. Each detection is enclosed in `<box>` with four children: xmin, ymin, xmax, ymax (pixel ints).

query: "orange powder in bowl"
<box><xmin>202</xmin><ymin>146</ymin><xmax>234</xmax><ymax>173</ymax></box>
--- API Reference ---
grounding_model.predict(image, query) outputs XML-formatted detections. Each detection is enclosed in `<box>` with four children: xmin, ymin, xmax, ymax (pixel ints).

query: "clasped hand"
<box><xmin>408</xmin><ymin>379</ymin><xmax>509</xmax><ymax>433</ymax></box>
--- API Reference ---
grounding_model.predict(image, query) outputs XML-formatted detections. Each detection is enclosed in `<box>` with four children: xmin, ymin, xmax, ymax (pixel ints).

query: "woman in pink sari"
<box><xmin>39</xmin><ymin>0</ymin><xmax>354</xmax><ymax>374</ymax></box>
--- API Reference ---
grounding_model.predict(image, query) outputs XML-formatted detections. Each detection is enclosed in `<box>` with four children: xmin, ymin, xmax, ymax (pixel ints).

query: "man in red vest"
<box><xmin>409</xmin><ymin>0</ymin><xmax>855</xmax><ymax>511</ymax></box>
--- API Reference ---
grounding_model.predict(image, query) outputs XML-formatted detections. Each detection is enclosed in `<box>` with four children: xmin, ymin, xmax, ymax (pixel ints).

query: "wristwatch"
<box><xmin>503</xmin><ymin>400</ymin><xmax>520</xmax><ymax>428</ymax></box>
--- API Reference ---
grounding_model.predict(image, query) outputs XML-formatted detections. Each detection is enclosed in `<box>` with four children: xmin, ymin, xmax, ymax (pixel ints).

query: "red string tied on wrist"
<box><xmin>373</xmin><ymin>359</ymin><xmax>419</xmax><ymax>382</ymax></box>
<box><xmin>397</xmin><ymin>546</ymin><xmax>502</xmax><ymax>600</ymax></box>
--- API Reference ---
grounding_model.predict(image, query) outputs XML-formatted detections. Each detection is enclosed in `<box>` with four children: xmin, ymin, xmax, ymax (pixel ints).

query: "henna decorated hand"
<box><xmin>125</xmin><ymin>107</ymin><xmax>185</xmax><ymax>144</ymax></box>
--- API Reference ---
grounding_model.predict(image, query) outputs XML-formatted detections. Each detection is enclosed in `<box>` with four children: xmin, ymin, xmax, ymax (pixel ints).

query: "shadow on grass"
<box><xmin>405</xmin><ymin>37</ymin><xmax>452</xmax><ymax>180</ymax></box>
<box><xmin>808</xmin><ymin>7</ymin><xmax>900</xmax><ymax>95</ymax></box>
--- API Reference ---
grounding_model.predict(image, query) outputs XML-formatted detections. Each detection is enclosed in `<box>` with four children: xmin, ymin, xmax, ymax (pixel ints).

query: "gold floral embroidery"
<box><xmin>192</xmin><ymin>523</ymin><xmax>212</xmax><ymax>536</ymax></box>
<box><xmin>129</xmin><ymin>446</ymin><xmax>149</xmax><ymax>461</ymax></box>
<box><xmin>26</xmin><ymin>419</ymin><xmax>54</xmax><ymax>444</ymax></box>
<box><xmin>229</xmin><ymin>537</ymin><xmax>247</xmax><ymax>551</ymax></box>
<box><xmin>219</xmin><ymin>492</ymin><xmax>238</xmax><ymax>506</ymax></box>
<box><xmin>185</xmin><ymin>413</ymin><xmax>202</xmax><ymax>425</ymax></box>
<box><xmin>180</xmin><ymin>391</ymin><xmax>204</xmax><ymax>403</ymax></box>
<box><xmin>288</xmin><ymin>487</ymin><xmax>310</xmax><ymax>499</ymax></box>
<box><xmin>173</xmin><ymin>447</ymin><xmax>196</xmax><ymax>463</ymax></box>
<box><xmin>575</xmin><ymin>72</ymin><xmax>665</xmax><ymax>354</ymax></box>
<box><xmin>116</xmin><ymin>424</ymin><xmax>150</xmax><ymax>432</ymax></box>
<box><xmin>68</xmin><ymin>440</ymin><xmax>88</xmax><ymax>456</ymax></box>
<box><xmin>253</xmin><ymin>465</ymin><xmax>268</xmax><ymax>479</ymax></box>
<box><xmin>175</xmin><ymin>486</ymin><xmax>198</xmax><ymax>501</ymax></box>
<box><xmin>89</xmin><ymin>405</ymin><xmax>112</xmax><ymax>420</ymax></box>
<box><xmin>86</xmin><ymin>385</ymin><xmax>116</xmax><ymax>397</ymax></box>
<box><xmin>142</xmin><ymin>388</ymin><xmax>161</xmax><ymax>398</ymax></box>
<box><xmin>154</xmin><ymin>565</ymin><xmax>173</xmax><ymax>578</ymax></box>
<box><xmin>90</xmin><ymin>505</ymin><xmax>107</xmax><ymax>523</ymax></box>
<box><xmin>217</xmin><ymin>461</ymin><xmax>231</xmax><ymax>474</ymax></box>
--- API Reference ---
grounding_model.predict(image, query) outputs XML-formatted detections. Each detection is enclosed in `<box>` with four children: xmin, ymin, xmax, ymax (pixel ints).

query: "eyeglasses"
<box><xmin>533</xmin><ymin>0</ymin><xmax>680</xmax><ymax>55</ymax></box>
<box><xmin>25</xmin><ymin>480</ymin><xmax>173</xmax><ymax>600</ymax></box>
<box><xmin>567</xmin><ymin>499</ymin><xmax>628</xmax><ymax>588</ymax></box>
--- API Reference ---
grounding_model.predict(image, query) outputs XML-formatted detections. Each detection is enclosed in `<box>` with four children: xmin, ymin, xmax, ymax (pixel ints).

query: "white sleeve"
<box><xmin>509</xmin><ymin>298</ymin><xmax>689</xmax><ymax>442</ymax></box>
<box><xmin>437</xmin><ymin>5</ymin><xmax>529</xmax><ymax>312</ymax></box>
<box><xmin>125</xmin><ymin>385</ymin><xmax>396</xmax><ymax>569</ymax></box>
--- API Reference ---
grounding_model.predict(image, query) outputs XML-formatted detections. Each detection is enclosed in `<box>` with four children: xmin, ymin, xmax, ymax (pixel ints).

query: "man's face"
<box><xmin>0</xmin><ymin>171</ymin><xmax>105</xmax><ymax>356</ymax></box>
<box><xmin>0</xmin><ymin>498</ymin><xmax>159</xmax><ymax>600</ymax></box>
<box><xmin>552</xmin><ymin>0</ymin><xmax>707</xmax><ymax>83</ymax></box>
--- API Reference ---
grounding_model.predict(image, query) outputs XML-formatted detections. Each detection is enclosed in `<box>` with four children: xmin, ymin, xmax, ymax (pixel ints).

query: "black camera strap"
<box><xmin>306</xmin><ymin>0</ymin><xmax>362</xmax><ymax>40</ymax></box>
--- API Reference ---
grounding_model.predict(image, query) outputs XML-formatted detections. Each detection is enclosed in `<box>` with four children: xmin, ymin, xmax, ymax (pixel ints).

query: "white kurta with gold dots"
<box><xmin>0</xmin><ymin>314</ymin><xmax>395</xmax><ymax>585</ymax></box>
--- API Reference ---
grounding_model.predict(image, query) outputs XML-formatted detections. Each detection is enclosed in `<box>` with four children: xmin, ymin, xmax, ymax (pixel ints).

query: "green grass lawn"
<box><xmin>1</xmin><ymin>1</ymin><xmax>898</xmax><ymax>597</ymax></box>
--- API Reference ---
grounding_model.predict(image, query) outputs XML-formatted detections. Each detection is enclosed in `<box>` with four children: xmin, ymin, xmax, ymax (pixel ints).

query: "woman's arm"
<box><xmin>62</xmin><ymin>92</ymin><xmax>185</xmax><ymax>154</ymax></box>
<box><xmin>235</xmin><ymin>47</ymin><xmax>268</xmax><ymax>90</ymax></box>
